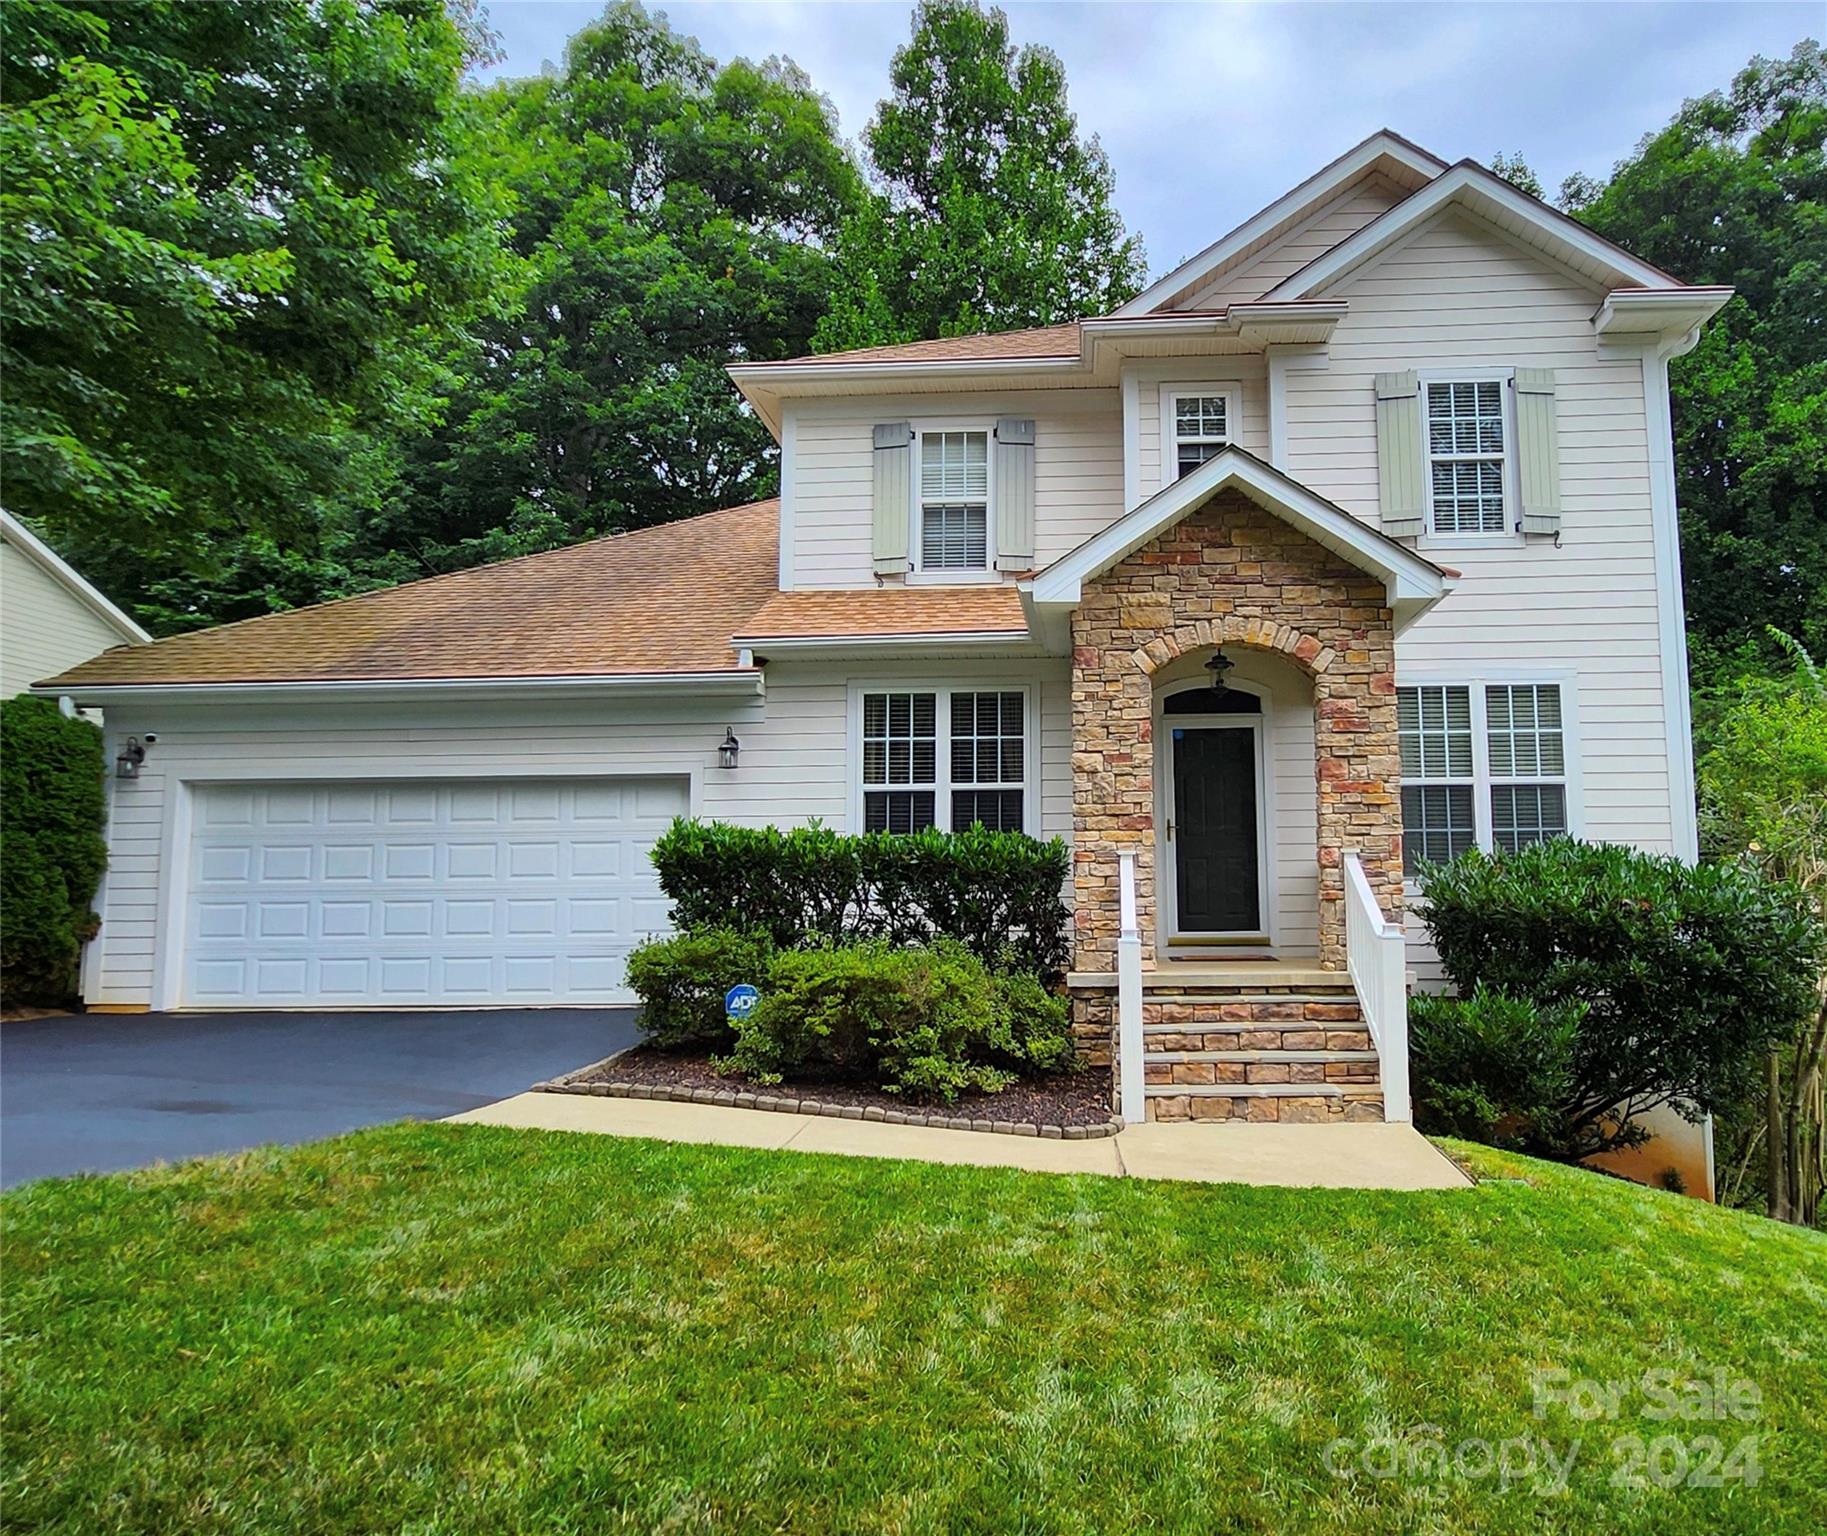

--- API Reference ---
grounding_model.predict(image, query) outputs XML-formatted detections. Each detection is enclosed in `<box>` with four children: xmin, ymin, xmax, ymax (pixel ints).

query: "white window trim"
<box><xmin>908</xmin><ymin>419</ymin><xmax>998</xmax><ymax>580</ymax></box>
<box><xmin>846</xmin><ymin>679</ymin><xmax>1036</xmax><ymax>835</ymax></box>
<box><xmin>1417</xmin><ymin>366</ymin><xmax>1523</xmax><ymax>548</ymax></box>
<box><xmin>1159</xmin><ymin>383</ymin><xmax>1243</xmax><ymax>487</ymax></box>
<box><xmin>1397</xmin><ymin>669</ymin><xmax>1585</xmax><ymax>889</ymax></box>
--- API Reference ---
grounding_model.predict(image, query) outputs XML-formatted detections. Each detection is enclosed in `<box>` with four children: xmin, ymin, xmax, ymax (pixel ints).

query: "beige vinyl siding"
<box><xmin>0</xmin><ymin>538</ymin><xmax>135</xmax><ymax>697</ymax></box>
<box><xmin>789</xmin><ymin>391</ymin><xmax>1123</xmax><ymax>586</ymax></box>
<box><xmin>1177</xmin><ymin>174</ymin><xmax>1406</xmax><ymax>311</ymax></box>
<box><xmin>84</xmin><ymin>660</ymin><xmax>1075</xmax><ymax>1007</ymax></box>
<box><xmin>1280</xmin><ymin>207</ymin><xmax>1673</xmax><ymax>977</ymax></box>
<box><xmin>1132</xmin><ymin>358</ymin><xmax>1271</xmax><ymax>503</ymax></box>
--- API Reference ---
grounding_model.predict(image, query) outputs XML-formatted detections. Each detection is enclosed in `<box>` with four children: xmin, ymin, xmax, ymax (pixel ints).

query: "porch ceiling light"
<box><xmin>1205</xmin><ymin>650</ymin><xmax>1235</xmax><ymax>688</ymax></box>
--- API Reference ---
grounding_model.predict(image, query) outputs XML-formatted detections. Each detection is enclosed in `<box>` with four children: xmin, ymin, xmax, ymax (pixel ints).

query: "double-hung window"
<box><xmin>1164</xmin><ymin>386</ymin><xmax>1238</xmax><ymax>480</ymax></box>
<box><xmin>918</xmin><ymin>430</ymin><xmax>989</xmax><ymax>570</ymax></box>
<box><xmin>1398</xmin><ymin>681</ymin><xmax>1572</xmax><ymax>876</ymax></box>
<box><xmin>1425</xmin><ymin>379</ymin><xmax>1509</xmax><ymax>535</ymax></box>
<box><xmin>859</xmin><ymin>687</ymin><xmax>1027</xmax><ymax>833</ymax></box>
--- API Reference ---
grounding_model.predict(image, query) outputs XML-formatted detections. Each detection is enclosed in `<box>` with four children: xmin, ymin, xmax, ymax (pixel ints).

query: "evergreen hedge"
<box><xmin>650</xmin><ymin>819</ymin><xmax>1072</xmax><ymax>979</ymax></box>
<box><xmin>1</xmin><ymin>696</ymin><xmax>108</xmax><ymax>1006</ymax></box>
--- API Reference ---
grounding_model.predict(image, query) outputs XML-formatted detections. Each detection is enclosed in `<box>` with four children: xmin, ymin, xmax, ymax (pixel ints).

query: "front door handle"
<box><xmin>1165</xmin><ymin>819</ymin><xmax>1174</xmax><ymax>842</ymax></box>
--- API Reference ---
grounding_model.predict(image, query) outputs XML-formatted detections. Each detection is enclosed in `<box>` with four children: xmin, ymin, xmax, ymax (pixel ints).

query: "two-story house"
<box><xmin>38</xmin><ymin>132</ymin><xmax>1729</xmax><ymax>1159</ymax></box>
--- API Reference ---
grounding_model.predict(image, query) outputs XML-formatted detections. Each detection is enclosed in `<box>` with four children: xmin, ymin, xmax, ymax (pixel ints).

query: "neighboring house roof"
<box><xmin>772</xmin><ymin>323</ymin><xmax>1082</xmax><ymax>368</ymax></box>
<box><xmin>38</xmin><ymin>499</ymin><xmax>782</xmax><ymax>690</ymax></box>
<box><xmin>1</xmin><ymin>508</ymin><xmax>150</xmax><ymax>645</ymax></box>
<box><xmin>736</xmin><ymin>586</ymin><xmax>1029</xmax><ymax>646</ymax></box>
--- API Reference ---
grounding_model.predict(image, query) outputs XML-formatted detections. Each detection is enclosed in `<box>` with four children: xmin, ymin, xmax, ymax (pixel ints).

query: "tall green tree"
<box><xmin>0</xmin><ymin>0</ymin><xmax>509</xmax><ymax>630</ymax></box>
<box><xmin>1562</xmin><ymin>41</ymin><xmax>1826</xmax><ymax>678</ymax></box>
<box><xmin>357</xmin><ymin>2</ymin><xmax>860</xmax><ymax>576</ymax></box>
<box><xmin>815</xmin><ymin>0</ymin><xmax>1144</xmax><ymax>350</ymax></box>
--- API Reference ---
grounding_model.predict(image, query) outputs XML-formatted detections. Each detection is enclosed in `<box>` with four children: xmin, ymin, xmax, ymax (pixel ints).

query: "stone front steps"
<box><xmin>1132</xmin><ymin>981</ymin><xmax>1385</xmax><ymax>1124</ymax></box>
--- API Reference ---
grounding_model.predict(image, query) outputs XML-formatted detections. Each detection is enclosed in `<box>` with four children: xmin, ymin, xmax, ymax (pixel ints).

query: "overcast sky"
<box><xmin>475</xmin><ymin>1</ymin><xmax>1818</xmax><ymax>279</ymax></box>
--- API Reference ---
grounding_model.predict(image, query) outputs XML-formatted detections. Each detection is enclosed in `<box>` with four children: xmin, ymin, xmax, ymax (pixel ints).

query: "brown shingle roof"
<box><xmin>774</xmin><ymin>322</ymin><xmax>1082</xmax><ymax>367</ymax></box>
<box><xmin>42</xmin><ymin>500</ymin><xmax>783</xmax><ymax>688</ymax></box>
<box><xmin>737</xmin><ymin>586</ymin><xmax>1029</xmax><ymax>641</ymax></box>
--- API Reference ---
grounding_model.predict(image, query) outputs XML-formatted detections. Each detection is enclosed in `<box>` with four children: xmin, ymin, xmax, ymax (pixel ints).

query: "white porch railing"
<box><xmin>1343</xmin><ymin>850</ymin><xmax>1411</xmax><ymax>1123</ymax></box>
<box><xmin>1117</xmin><ymin>851</ymin><xmax>1145</xmax><ymax>1125</ymax></box>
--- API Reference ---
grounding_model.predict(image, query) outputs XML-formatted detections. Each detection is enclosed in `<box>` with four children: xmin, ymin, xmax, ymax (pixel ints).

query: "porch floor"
<box><xmin>450</xmin><ymin>1093</ymin><xmax>1471</xmax><ymax>1190</ymax></box>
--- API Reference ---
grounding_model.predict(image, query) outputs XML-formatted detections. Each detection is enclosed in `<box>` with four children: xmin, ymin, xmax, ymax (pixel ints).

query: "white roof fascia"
<box><xmin>1027</xmin><ymin>447</ymin><xmax>1447</xmax><ymax>628</ymax></box>
<box><xmin>1594</xmin><ymin>287</ymin><xmax>1734</xmax><ymax>351</ymax></box>
<box><xmin>32</xmin><ymin>671</ymin><xmax>767</xmax><ymax>709</ymax></box>
<box><xmin>1</xmin><ymin>507</ymin><xmax>151</xmax><ymax>644</ymax></box>
<box><xmin>1112</xmin><ymin>131</ymin><xmax>1447</xmax><ymax>317</ymax></box>
<box><xmin>1263</xmin><ymin>163</ymin><xmax>1682</xmax><ymax>301</ymax></box>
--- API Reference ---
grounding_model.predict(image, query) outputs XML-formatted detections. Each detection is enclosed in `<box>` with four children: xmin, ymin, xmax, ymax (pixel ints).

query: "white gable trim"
<box><xmin>1</xmin><ymin>507</ymin><xmax>150</xmax><ymax>644</ymax></box>
<box><xmin>1263</xmin><ymin>162</ymin><xmax>1682</xmax><ymax>301</ymax></box>
<box><xmin>1113</xmin><ymin>131</ymin><xmax>1446</xmax><ymax>317</ymax></box>
<box><xmin>1026</xmin><ymin>446</ymin><xmax>1449</xmax><ymax>630</ymax></box>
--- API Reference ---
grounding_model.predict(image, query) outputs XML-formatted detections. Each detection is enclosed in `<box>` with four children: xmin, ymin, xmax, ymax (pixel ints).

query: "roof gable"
<box><xmin>1</xmin><ymin>508</ymin><xmax>149</xmax><ymax>645</ymax></box>
<box><xmin>1113</xmin><ymin>130</ymin><xmax>1446</xmax><ymax>317</ymax></box>
<box><xmin>1264</xmin><ymin>160</ymin><xmax>1686</xmax><ymax>300</ymax></box>
<box><xmin>1026</xmin><ymin>446</ymin><xmax>1448</xmax><ymax>633</ymax></box>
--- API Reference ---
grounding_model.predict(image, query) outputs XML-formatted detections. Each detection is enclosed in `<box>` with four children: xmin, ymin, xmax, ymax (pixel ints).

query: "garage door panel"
<box><xmin>182</xmin><ymin>777</ymin><xmax>684</xmax><ymax>1006</ymax></box>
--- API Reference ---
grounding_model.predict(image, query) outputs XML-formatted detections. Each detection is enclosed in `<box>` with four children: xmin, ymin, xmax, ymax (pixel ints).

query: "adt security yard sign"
<box><xmin>724</xmin><ymin>983</ymin><xmax>761</xmax><ymax>1022</ymax></box>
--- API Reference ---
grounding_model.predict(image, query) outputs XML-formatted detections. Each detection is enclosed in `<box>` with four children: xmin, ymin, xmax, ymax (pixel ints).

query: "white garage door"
<box><xmin>182</xmin><ymin>778</ymin><xmax>685</xmax><ymax>1007</ymax></box>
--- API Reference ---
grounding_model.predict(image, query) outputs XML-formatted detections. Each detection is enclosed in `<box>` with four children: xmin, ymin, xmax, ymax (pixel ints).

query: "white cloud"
<box><xmin>476</xmin><ymin>0</ymin><xmax>1817</xmax><ymax>279</ymax></box>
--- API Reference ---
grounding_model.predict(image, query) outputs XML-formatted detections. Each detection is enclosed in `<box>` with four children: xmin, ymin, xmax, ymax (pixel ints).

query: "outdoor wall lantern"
<box><xmin>717</xmin><ymin>727</ymin><xmax>741</xmax><ymax>770</ymax></box>
<box><xmin>115</xmin><ymin>736</ymin><xmax>147</xmax><ymax>778</ymax></box>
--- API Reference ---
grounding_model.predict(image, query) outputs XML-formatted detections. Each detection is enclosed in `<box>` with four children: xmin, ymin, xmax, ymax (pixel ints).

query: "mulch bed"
<box><xmin>540</xmin><ymin>1045</ymin><xmax>1120</xmax><ymax>1136</ymax></box>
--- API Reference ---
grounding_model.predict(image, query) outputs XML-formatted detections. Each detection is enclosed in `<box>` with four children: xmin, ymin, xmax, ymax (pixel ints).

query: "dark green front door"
<box><xmin>1171</xmin><ymin>726</ymin><xmax>1261</xmax><ymax>933</ymax></box>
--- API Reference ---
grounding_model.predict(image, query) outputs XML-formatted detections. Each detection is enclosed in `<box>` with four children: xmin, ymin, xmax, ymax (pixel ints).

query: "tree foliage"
<box><xmin>0</xmin><ymin>0</ymin><xmax>509</xmax><ymax>630</ymax></box>
<box><xmin>815</xmin><ymin>0</ymin><xmax>1144</xmax><ymax>350</ymax></box>
<box><xmin>1701</xmin><ymin>633</ymin><xmax>1827</xmax><ymax>1224</ymax></box>
<box><xmin>356</xmin><ymin>2</ymin><xmax>860</xmax><ymax>578</ymax></box>
<box><xmin>1563</xmin><ymin>41</ymin><xmax>1827</xmax><ymax>676</ymax></box>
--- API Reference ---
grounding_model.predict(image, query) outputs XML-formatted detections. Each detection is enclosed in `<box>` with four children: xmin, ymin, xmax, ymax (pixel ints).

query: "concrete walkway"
<box><xmin>449</xmin><ymin>1092</ymin><xmax>1471</xmax><ymax>1190</ymax></box>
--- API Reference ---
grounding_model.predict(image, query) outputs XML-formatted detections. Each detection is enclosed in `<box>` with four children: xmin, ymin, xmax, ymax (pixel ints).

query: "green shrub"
<box><xmin>1418</xmin><ymin>838</ymin><xmax>1821</xmax><ymax>1159</ymax></box>
<box><xmin>1</xmin><ymin>697</ymin><xmax>107</xmax><ymax>1007</ymax></box>
<box><xmin>624</xmin><ymin>928</ymin><xmax>772</xmax><ymax>1049</ymax></box>
<box><xmin>984</xmin><ymin>970</ymin><xmax>1075</xmax><ymax>1075</ymax></box>
<box><xmin>650</xmin><ymin>819</ymin><xmax>1070</xmax><ymax>977</ymax></box>
<box><xmin>719</xmin><ymin>941</ymin><xmax>1074</xmax><ymax>1103</ymax></box>
<box><xmin>1408</xmin><ymin>986</ymin><xmax>1582</xmax><ymax>1152</ymax></box>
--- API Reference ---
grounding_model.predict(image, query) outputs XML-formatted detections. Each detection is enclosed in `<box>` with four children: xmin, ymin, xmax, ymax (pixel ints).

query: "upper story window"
<box><xmin>918</xmin><ymin>430</ymin><xmax>989</xmax><ymax>570</ymax></box>
<box><xmin>1165</xmin><ymin>386</ymin><xmax>1239</xmax><ymax>480</ymax></box>
<box><xmin>1425</xmin><ymin>379</ymin><xmax>1509</xmax><ymax>535</ymax></box>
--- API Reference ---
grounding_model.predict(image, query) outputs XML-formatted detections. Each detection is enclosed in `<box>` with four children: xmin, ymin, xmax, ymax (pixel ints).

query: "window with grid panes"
<box><xmin>950</xmin><ymin>691</ymin><xmax>1025</xmax><ymax>831</ymax></box>
<box><xmin>1398</xmin><ymin>684</ymin><xmax>1476</xmax><ymax>875</ymax></box>
<box><xmin>1426</xmin><ymin>380</ymin><xmax>1508</xmax><ymax>534</ymax></box>
<box><xmin>861</xmin><ymin>691</ymin><xmax>937</xmax><ymax>832</ymax></box>
<box><xmin>918</xmin><ymin>431</ymin><xmax>989</xmax><ymax>569</ymax></box>
<box><xmin>1172</xmin><ymin>394</ymin><xmax>1230</xmax><ymax>478</ymax></box>
<box><xmin>1485</xmin><ymin>683</ymin><xmax>1568</xmax><ymax>850</ymax></box>
<box><xmin>858</xmin><ymin>688</ymin><xmax>1027</xmax><ymax>835</ymax></box>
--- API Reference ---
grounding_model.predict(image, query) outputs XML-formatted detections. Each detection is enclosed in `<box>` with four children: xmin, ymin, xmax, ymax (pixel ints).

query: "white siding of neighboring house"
<box><xmin>83</xmin><ymin>659</ymin><xmax>1077</xmax><ymax>1008</ymax></box>
<box><xmin>1176</xmin><ymin>174</ymin><xmax>1408</xmax><ymax>311</ymax></box>
<box><xmin>1277</xmin><ymin>207</ymin><xmax>1674</xmax><ymax>978</ymax></box>
<box><xmin>788</xmin><ymin>389</ymin><xmax>1124</xmax><ymax>586</ymax></box>
<box><xmin>0</xmin><ymin>537</ymin><xmax>136</xmax><ymax>697</ymax></box>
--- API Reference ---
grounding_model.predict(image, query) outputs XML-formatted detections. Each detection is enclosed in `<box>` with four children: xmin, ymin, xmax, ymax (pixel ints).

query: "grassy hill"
<box><xmin>4</xmin><ymin>1124</ymin><xmax>1823</xmax><ymax>1533</ymax></box>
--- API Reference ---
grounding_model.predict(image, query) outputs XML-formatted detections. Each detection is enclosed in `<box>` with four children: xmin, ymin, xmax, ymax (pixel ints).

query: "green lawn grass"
<box><xmin>4</xmin><ymin>1125</ymin><xmax>1823</xmax><ymax>1534</ymax></box>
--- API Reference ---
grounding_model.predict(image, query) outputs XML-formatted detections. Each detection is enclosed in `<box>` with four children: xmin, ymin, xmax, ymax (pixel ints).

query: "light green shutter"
<box><xmin>1374</xmin><ymin>371</ymin><xmax>1424</xmax><ymax>538</ymax></box>
<box><xmin>1513</xmin><ymin>369</ymin><xmax>1562</xmax><ymax>537</ymax></box>
<box><xmin>872</xmin><ymin>422</ymin><xmax>913</xmax><ymax>574</ymax></box>
<box><xmin>993</xmin><ymin>418</ymin><xmax>1035</xmax><ymax>571</ymax></box>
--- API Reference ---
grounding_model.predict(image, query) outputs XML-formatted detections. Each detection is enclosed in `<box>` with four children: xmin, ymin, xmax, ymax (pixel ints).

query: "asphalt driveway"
<box><xmin>0</xmin><ymin>1007</ymin><xmax>641</xmax><ymax>1187</ymax></box>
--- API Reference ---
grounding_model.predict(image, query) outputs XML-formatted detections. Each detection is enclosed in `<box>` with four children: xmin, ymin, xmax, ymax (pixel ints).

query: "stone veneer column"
<box><xmin>1070</xmin><ymin>490</ymin><xmax>1404</xmax><ymax>976</ymax></box>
